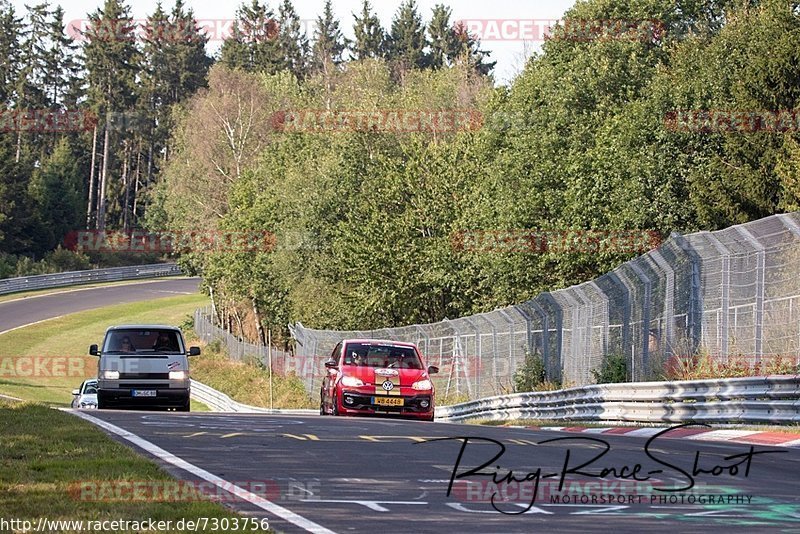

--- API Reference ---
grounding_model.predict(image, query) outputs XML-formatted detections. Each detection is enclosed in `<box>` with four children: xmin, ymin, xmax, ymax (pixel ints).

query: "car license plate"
<box><xmin>132</xmin><ymin>390</ymin><xmax>156</xmax><ymax>397</ymax></box>
<box><xmin>373</xmin><ymin>397</ymin><xmax>403</xmax><ymax>406</ymax></box>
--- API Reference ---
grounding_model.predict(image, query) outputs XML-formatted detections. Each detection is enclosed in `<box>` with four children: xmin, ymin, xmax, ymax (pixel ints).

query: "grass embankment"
<box><xmin>0</xmin><ymin>401</ymin><xmax>268</xmax><ymax>532</ymax></box>
<box><xmin>186</xmin><ymin>338</ymin><xmax>315</xmax><ymax>410</ymax></box>
<box><xmin>0</xmin><ymin>293</ymin><xmax>209</xmax><ymax>411</ymax></box>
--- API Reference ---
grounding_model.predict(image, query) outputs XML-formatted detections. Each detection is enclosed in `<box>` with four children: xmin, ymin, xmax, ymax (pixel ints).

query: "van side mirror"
<box><xmin>324</xmin><ymin>360</ymin><xmax>338</xmax><ymax>370</ymax></box>
<box><xmin>89</xmin><ymin>344</ymin><xmax>99</xmax><ymax>356</ymax></box>
<box><xmin>71</xmin><ymin>389</ymin><xmax>80</xmax><ymax>396</ymax></box>
<box><xmin>427</xmin><ymin>365</ymin><xmax>439</xmax><ymax>375</ymax></box>
<box><xmin>188</xmin><ymin>346</ymin><xmax>201</xmax><ymax>356</ymax></box>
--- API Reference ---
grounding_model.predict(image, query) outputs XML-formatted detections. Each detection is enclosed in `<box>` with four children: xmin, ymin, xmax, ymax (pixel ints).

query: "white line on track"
<box><xmin>69</xmin><ymin>410</ymin><xmax>336</xmax><ymax>534</ymax></box>
<box><xmin>0</xmin><ymin>315</ymin><xmax>64</xmax><ymax>336</ymax></box>
<box><xmin>0</xmin><ymin>278</ymin><xmax>192</xmax><ymax>305</ymax></box>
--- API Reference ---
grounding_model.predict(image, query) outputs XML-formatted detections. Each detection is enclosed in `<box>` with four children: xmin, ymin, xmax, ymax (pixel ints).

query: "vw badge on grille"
<box><xmin>382</xmin><ymin>380</ymin><xmax>394</xmax><ymax>391</ymax></box>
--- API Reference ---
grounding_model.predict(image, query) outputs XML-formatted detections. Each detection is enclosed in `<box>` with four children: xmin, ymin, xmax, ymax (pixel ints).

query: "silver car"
<box><xmin>71</xmin><ymin>378</ymin><xmax>98</xmax><ymax>409</ymax></box>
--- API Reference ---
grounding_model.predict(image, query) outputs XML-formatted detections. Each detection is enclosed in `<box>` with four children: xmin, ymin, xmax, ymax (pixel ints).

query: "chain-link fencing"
<box><xmin>285</xmin><ymin>213</ymin><xmax>800</xmax><ymax>400</ymax></box>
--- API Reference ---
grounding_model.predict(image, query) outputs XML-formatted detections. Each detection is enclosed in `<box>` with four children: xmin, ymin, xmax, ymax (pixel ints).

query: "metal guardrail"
<box><xmin>0</xmin><ymin>264</ymin><xmax>182</xmax><ymax>295</ymax></box>
<box><xmin>190</xmin><ymin>380</ymin><xmax>317</xmax><ymax>415</ymax></box>
<box><xmin>434</xmin><ymin>376</ymin><xmax>800</xmax><ymax>424</ymax></box>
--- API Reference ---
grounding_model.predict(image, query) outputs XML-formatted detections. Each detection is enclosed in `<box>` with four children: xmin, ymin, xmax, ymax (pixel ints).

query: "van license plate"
<box><xmin>132</xmin><ymin>390</ymin><xmax>156</xmax><ymax>397</ymax></box>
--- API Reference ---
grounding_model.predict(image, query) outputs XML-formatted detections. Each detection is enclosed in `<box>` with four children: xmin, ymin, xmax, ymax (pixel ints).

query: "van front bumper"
<box><xmin>98</xmin><ymin>386</ymin><xmax>189</xmax><ymax>409</ymax></box>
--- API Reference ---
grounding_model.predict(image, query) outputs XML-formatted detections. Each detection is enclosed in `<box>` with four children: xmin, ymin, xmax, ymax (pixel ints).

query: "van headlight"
<box><xmin>102</xmin><ymin>370</ymin><xmax>119</xmax><ymax>379</ymax></box>
<box><xmin>169</xmin><ymin>371</ymin><xmax>187</xmax><ymax>380</ymax></box>
<box><xmin>340</xmin><ymin>376</ymin><xmax>364</xmax><ymax>387</ymax></box>
<box><xmin>412</xmin><ymin>379</ymin><xmax>432</xmax><ymax>391</ymax></box>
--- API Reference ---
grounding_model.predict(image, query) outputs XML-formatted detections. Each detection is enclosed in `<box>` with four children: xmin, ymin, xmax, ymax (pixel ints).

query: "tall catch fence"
<box><xmin>285</xmin><ymin>213</ymin><xmax>800</xmax><ymax>400</ymax></box>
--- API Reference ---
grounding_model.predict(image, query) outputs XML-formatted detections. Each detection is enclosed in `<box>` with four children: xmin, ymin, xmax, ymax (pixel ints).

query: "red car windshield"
<box><xmin>343</xmin><ymin>343</ymin><xmax>422</xmax><ymax>369</ymax></box>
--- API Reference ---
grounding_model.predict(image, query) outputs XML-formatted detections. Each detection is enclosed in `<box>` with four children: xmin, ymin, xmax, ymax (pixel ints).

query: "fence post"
<box><xmin>629</xmin><ymin>262</ymin><xmax>652</xmax><ymax>379</ymax></box>
<box><xmin>735</xmin><ymin>226</ymin><xmax>766</xmax><ymax>363</ymax></box>
<box><xmin>702</xmin><ymin>232</ymin><xmax>731</xmax><ymax>361</ymax></box>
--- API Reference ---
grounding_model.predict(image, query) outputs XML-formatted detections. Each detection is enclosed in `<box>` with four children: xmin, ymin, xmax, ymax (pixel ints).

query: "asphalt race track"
<box><xmin>3</xmin><ymin>279</ymin><xmax>799</xmax><ymax>532</ymax></box>
<box><xmin>0</xmin><ymin>278</ymin><xmax>200</xmax><ymax>333</ymax></box>
<box><xmin>82</xmin><ymin>410</ymin><xmax>800</xmax><ymax>534</ymax></box>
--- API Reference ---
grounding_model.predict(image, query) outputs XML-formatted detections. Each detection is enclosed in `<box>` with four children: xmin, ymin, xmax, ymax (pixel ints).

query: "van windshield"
<box><xmin>104</xmin><ymin>330</ymin><xmax>183</xmax><ymax>355</ymax></box>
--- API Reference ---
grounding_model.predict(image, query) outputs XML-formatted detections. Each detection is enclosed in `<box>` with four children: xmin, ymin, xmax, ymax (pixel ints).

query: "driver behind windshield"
<box><xmin>153</xmin><ymin>333</ymin><xmax>176</xmax><ymax>351</ymax></box>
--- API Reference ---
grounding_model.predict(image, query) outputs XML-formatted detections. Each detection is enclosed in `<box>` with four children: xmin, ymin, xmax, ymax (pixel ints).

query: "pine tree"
<box><xmin>221</xmin><ymin>0</ymin><xmax>282</xmax><ymax>73</ymax></box>
<box><xmin>82</xmin><ymin>0</ymin><xmax>140</xmax><ymax>230</ymax></box>
<box><xmin>277</xmin><ymin>0</ymin><xmax>308</xmax><ymax>77</ymax></box>
<box><xmin>44</xmin><ymin>5</ymin><xmax>82</xmax><ymax>107</ymax></box>
<box><xmin>139</xmin><ymin>0</ymin><xmax>212</xmax><ymax>227</ymax></box>
<box><xmin>352</xmin><ymin>0</ymin><xmax>384</xmax><ymax>60</ymax></box>
<box><xmin>0</xmin><ymin>1</ymin><xmax>23</xmax><ymax>106</ymax></box>
<box><xmin>427</xmin><ymin>4</ymin><xmax>456</xmax><ymax>69</ymax></box>
<box><xmin>311</xmin><ymin>0</ymin><xmax>346</xmax><ymax>71</ymax></box>
<box><xmin>388</xmin><ymin>0</ymin><xmax>428</xmax><ymax>70</ymax></box>
<box><xmin>451</xmin><ymin>20</ymin><xmax>495</xmax><ymax>76</ymax></box>
<box><xmin>29</xmin><ymin>137</ymin><xmax>84</xmax><ymax>250</ymax></box>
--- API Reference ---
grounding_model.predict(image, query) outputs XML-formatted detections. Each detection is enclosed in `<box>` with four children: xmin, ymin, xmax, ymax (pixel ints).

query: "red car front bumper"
<box><xmin>335</xmin><ymin>387</ymin><xmax>434</xmax><ymax>420</ymax></box>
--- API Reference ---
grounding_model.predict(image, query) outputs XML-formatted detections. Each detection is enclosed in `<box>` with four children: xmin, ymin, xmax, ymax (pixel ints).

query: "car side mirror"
<box><xmin>188</xmin><ymin>346</ymin><xmax>201</xmax><ymax>356</ymax></box>
<box><xmin>324</xmin><ymin>360</ymin><xmax>338</xmax><ymax>370</ymax></box>
<box><xmin>427</xmin><ymin>365</ymin><xmax>439</xmax><ymax>375</ymax></box>
<box><xmin>71</xmin><ymin>389</ymin><xmax>80</xmax><ymax>396</ymax></box>
<box><xmin>89</xmin><ymin>344</ymin><xmax>99</xmax><ymax>356</ymax></box>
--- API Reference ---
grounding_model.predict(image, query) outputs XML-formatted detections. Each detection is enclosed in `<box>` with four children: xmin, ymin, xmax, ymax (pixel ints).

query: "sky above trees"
<box><xmin>11</xmin><ymin>0</ymin><xmax>576</xmax><ymax>83</ymax></box>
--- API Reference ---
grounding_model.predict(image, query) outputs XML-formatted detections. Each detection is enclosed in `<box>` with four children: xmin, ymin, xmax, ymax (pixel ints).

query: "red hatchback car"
<box><xmin>320</xmin><ymin>339</ymin><xmax>438</xmax><ymax>421</ymax></box>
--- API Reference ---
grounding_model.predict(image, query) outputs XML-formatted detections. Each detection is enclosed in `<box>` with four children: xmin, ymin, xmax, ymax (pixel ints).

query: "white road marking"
<box><xmin>69</xmin><ymin>410</ymin><xmax>337</xmax><ymax>534</ymax></box>
<box><xmin>0</xmin><ymin>278</ymin><xmax>193</xmax><ymax>305</ymax></box>
<box><xmin>0</xmin><ymin>315</ymin><xmax>64</xmax><ymax>336</ymax></box>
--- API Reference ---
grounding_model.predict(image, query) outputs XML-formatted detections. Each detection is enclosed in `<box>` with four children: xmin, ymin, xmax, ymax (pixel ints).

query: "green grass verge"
<box><xmin>0</xmin><ymin>293</ymin><xmax>208</xmax><ymax>406</ymax></box>
<box><xmin>0</xmin><ymin>276</ymin><xmax>191</xmax><ymax>304</ymax></box>
<box><xmin>187</xmin><ymin>340</ymin><xmax>315</xmax><ymax>410</ymax></box>
<box><xmin>0</xmin><ymin>401</ymin><xmax>269</xmax><ymax>532</ymax></box>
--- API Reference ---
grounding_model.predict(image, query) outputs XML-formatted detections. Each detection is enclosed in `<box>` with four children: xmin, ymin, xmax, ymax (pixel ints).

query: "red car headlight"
<box><xmin>341</xmin><ymin>376</ymin><xmax>365</xmax><ymax>387</ymax></box>
<box><xmin>412</xmin><ymin>379</ymin><xmax>432</xmax><ymax>391</ymax></box>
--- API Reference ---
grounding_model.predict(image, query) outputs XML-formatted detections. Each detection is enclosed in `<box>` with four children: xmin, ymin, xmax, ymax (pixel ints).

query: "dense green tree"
<box><xmin>427</xmin><ymin>4</ymin><xmax>455</xmax><ymax>69</ymax></box>
<box><xmin>277</xmin><ymin>0</ymin><xmax>308</xmax><ymax>77</ymax></box>
<box><xmin>28</xmin><ymin>138</ymin><xmax>85</xmax><ymax>250</ymax></box>
<box><xmin>351</xmin><ymin>0</ymin><xmax>384</xmax><ymax>60</ymax></box>
<box><xmin>0</xmin><ymin>1</ymin><xmax>23</xmax><ymax>106</ymax></box>
<box><xmin>220</xmin><ymin>0</ymin><xmax>282</xmax><ymax>73</ymax></box>
<box><xmin>311</xmin><ymin>0</ymin><xmax>347</xmax><ymax>70</ymax></box>
<box><xmin>387</xmin><ymin>0</ymin><xmax>428</xmax><ymax>70</ymax></box>
<box><xmin>82</xmin><ymin>0</ymin><xmax>140</xmax><ymax>230</ymax></box>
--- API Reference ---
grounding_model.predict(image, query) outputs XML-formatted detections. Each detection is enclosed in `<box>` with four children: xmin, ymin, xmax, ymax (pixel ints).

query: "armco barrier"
<box><xmin>190</xmin><ymin>380</ymin><xmax>316</xmax><ymax>415</ymax></box>
<box><xmin>0</xmin><ymin>264</ymin><xmax>182</xmax><ymax>295</ymax></box>
<box><xmin>434</xmin><ymin>375</ymin><xmax>800</xmax><ymax>424</ymax></box>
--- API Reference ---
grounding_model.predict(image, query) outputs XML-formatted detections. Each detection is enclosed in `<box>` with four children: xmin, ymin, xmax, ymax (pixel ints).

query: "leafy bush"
<box><xmin>513</xmin><ymin>352</ymin><xmax>559</xmax><ymax>392</ymax></box>
<box><xmin>592</xmin><ymin>354</ymin><xmax>628</xmax><ymax>384</ymax></box>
